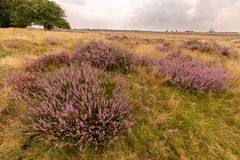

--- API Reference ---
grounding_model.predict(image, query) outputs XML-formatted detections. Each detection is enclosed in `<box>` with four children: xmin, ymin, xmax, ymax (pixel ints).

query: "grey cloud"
<box><xmin>53</xmin><ymin>0</ymin><xmax>240</xmax><ymax>32</ymax></box>
<box><xmin>130</xmin><ymin>0</ymin><xmax>240</xmax><ymax>31</ymax></box>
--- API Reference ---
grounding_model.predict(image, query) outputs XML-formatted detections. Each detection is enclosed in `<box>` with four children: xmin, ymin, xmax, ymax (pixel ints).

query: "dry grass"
<box><xmin>0</xmin><ymin>28</ymin><xmax>240</xmax><ymax>160</ymax></box>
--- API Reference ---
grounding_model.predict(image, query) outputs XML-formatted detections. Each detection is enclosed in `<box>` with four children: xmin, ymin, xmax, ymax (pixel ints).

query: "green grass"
<box><xmin>0</xmin><ymin>29</ymin><xmax>240</xmax><ymax>160</ymax></box>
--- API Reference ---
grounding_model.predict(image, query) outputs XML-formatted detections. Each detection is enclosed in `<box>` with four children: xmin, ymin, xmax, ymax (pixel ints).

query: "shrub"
<box><xmin>5</xmin><ymin>71</ymin><xmax>43</xmax><ymax>100</ymax></box>
<box><xmin>72</xmin><ymin>41</ymin><xmax>135</xmax><ymax>72</ymax></box>
<box><xmin>140</xmin><ymin>38</ymin><xmax>164</xmax><ymax>44</ymax></box>
<box><xmin>155</xmin><ymin>54</ymin><xmax>229</xmax><ymax>92</ymax></box>
<box><xmin>26</xmin><ymin>52</ymin><xmax>70</xmax><ymax>72</ymax></box>
<box><xmin>183</xmin><ymin>40</ymin><xmax>239</xmax><ymax>58</ymax></box>
<box><xmin>107</xmin><ymin>35</ymin><xmax>129</xmax><ymax>41</ymax></box>
<box><xmin>22</xmin><ymin>64</ymin><xmax>132</xmax><ymax>151</ymax></box>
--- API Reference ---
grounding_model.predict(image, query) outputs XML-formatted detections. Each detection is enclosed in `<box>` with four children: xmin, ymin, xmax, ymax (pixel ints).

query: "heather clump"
<box><xmin>26</xmin><ymin>52</ymin><xmax>70</xmax><ymax>72</ymax></box>
<box><xmin>155</xmin><ymin>54</ymin><xmax>229</xmax><ymax>92</ymax></box>
<box><xmin>140</xmin><ymin>38</ymin><xmax>164</xmax><ymax>44</ymax></box>
<box><xmin>183</xmin><ymin>40</ymin><xmax>239</xmax><ymax>58</ymax></box>
<box><xmin>72</xmin><ymin>41</ymin><xmax>136</xmax><ymax>72</ymax></box>
<box><xmin>20</xmin><ymin>64</ymin><xmax>132</xmax><ymax>151</ymax></box>
<box><xmin>107</xmin><ymin>35</ymin><xmax>129</xmax><ymax>41</ymax></box>
<box><xmin>5</xmin><ymin>71</ymin><xmax>44</xmax><ymax>100</ymax></box>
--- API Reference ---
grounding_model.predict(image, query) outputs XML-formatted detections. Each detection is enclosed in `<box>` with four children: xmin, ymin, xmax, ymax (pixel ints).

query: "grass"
<box><xmin>0</xmin><ymin>28</ymin><xmax>240</xmax><ymax>160</ymax></box>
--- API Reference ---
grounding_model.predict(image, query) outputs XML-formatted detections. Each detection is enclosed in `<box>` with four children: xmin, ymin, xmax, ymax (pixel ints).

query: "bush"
<box><xmin>183</xmin><ymin>40</ymin><xmax>239</xmax><ymax>58</ymax></box>
<box><xmin>155</xmin><ymin>54</ymin><xmax>229</xmax><ymax>92</ymax></box>
<box><xmin>106</xmin><ymin>35</ymin><xmax>129</xmax><ymax>41</ymax></box>
<box><xmin>72</xmin><ymin>41</ymin><xmax>135</xmax><ymax>72</ymax></box>
<box><xmin>22</xmin><ymin>64</ymin><xmax>132</xmax><ymax>151</ymax></box>
<box><xmin>5</xmin><ymin>71</ymin><xmax>43</xmax><ymax>100</ymax></box>
<box><xmin>26</xmin><ymin>52</ymin><xmax>70</xmax><ymax>72</ymax></box>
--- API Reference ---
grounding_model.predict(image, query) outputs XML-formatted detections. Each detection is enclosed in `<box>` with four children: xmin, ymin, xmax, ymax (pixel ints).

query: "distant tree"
<box><xmin>31</xmin><ymin>0</ymin><xmax>70</xmax><ymax>30</ymax></box>
<box><xmin>0</xmin><ymin>0</ymin><xmax>70</xmax><ymax>30</ymax></box>
<box><xmin>209</xmin><ymin>28</ymin><xmax>216</xmax><ymax>33</ymax></box>
<box><xmin>0</xmin><ymin>0</ymin><xmax>11</xmax><ymax>27</ymax></box>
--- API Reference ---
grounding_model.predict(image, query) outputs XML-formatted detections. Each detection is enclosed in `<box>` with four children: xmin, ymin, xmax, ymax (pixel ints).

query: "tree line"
<box><xmin>0</xmin><ymin>0</ymin><xmax>70</xmax><ymax>30</ymax></box>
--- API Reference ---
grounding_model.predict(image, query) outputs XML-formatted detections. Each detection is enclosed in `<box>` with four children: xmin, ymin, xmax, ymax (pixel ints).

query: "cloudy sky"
<box><xmin>54</xmin><ymin>0</ymin><xmax>240</xmax><ymax>32</ymax></box>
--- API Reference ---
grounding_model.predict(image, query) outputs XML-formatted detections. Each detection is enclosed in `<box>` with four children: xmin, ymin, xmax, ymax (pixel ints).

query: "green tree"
<box><xmin>10</xmin><ymin>0</ymin><xmax>33</xmax><ymax>28</ymax></box>
<box><xmin>31</xmin><ymin>0</ymin><xmax>70</xmax><ymax>30</ymax></box>
<box><xmin>0</xmin><ymin>0</ymin><xmax>11</xmax><ymax>27</ymax></box>
<box><xmin>0</xmin><ymin>0</ymin><xmax>70</xmax><ymax>30</ymax></box>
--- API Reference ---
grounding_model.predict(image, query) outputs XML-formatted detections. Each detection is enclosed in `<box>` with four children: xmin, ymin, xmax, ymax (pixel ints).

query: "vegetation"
<box><xmin>12</xmin><ymin>64</ymin><xmax>131</xmax><ymax>151</ymax></box>
<box><xmin>0</xmin><ymin>0</ymin><xmax>11</xmax><ymax>27</ymax></box>
<box><xmin>155</xmin><ymin>53</ymin><xmax>229</xmax><ymax>92</ymax></box>
<box><xmin>183</xmin><ymin>40</ymin><xmax>239</xmax><ymax>58</ymax></box>
<box><xmin>73</xmin><ymin>41</ymin><xmax>136</xmax><ymax>72</ymax></box>
<box><xmin>0</xmin><ymin>0</ymin><xmax>70</xmax><ymax>29</ymax></box>
<box><xmin>26</xmin><ymin>52</ymin><xmax>70</xmax><ymax>72</ymax></box>
<box><xmin>0</xmin><ymin>29</ymin><xmax>240</xmax><ymax>160</ymax></box>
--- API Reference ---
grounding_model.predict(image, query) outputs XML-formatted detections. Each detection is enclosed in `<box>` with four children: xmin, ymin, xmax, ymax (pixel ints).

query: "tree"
<box><xmin>10</xmin><ymin>0</ymin><xmax>34</xmax><ymax>28</ymax></box>
<box><xmin>31</xmin><ymin>0</ymin><xmax>70</xmax><ymax>30</ymax></box>
<box><xmin>0</xmin><ymin>0</ymin><xmax>70</xmax><ymax>30</ymax></box>
<box><xmin>0</xmin><ymin>0</ymin><xmax>11</xmax><ymax>27</ymax></box>
<box><xmin>209</xmin><ymin>28</ymin><xmax>216</xmax><ymax>33</ymax></box>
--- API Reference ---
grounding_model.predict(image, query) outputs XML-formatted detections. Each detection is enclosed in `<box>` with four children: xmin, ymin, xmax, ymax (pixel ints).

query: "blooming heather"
<box><xmin>183</xmin><ymin>40</ymin><xmax>239</xmax><ymax>58</ymax></box>
<box><xmin>72</xmin><ymin>41</ymin><xmax>135</xmax><ymax>72</ymax></box>
<box><xmin>155</xmin><ymin>55</ymin><xmax>229</xmax><ymax>92</ymax></box>
<box><xmin>5</xmin><ymin>71</ymin><xmax>43</xmax><ymax>100</ymax></box>
<box><xmin>26</xmin><ymin>52</ymin><xmax>70</xmax><ymax>72</ymax></box>
<box><xmin>22</xmin><ymin>64</ymin><xmax>132</xmax><ymax>151</ymax></box>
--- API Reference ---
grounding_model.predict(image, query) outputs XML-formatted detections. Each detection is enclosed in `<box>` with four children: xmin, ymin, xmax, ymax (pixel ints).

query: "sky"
<box><xmin>54</xmin><ymin>0</ymin><xmax>240</xmax><ymax>32</ymax></box>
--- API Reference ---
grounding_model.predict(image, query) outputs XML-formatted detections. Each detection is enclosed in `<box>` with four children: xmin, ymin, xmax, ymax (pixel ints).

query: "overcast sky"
<box><xmin>54</xmin><ymin>0</ymin><xmax>240</xmax><ymax>32</ymax></box>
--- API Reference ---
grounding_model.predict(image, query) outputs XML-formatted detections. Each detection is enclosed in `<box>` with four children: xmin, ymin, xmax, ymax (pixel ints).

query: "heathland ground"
<box><xmin>0</xmin><ymin>28</ymin><xmax>240</xmax><ymax>160</ymax></box>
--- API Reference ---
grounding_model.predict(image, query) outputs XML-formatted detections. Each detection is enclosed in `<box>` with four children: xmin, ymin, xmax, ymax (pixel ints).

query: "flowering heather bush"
<box><xmin>183</xmin><ymin>40</ymin><xmax>239</xmax><ymax>58</ymax></box>
<box><xmin>22</xmin><ymin>64</ymin><xmax>132</xmax><ymax>151</ymax></box>
<box><xmin>107</xmin><ymin>35</ymin><xmax>129</xmax><ymax>41</ymax></box>
<box><xmin>73</xmin><ymin>41</ymin><xmax>135</xmax><ymax>72</ymax></box>
<box><xmin>155</xmin><ymin>54</ymin><xmax>229</xmax><ymax>92</ymax></box>
<box><xmin>26</xmin><ymin>52</ymin><xmax>70</xmax><ymax>72</ymax></box>
<box><xmin>5</xmin><ymin>71</ymin><xmax>44</xmax><ymax>100</ymax></box>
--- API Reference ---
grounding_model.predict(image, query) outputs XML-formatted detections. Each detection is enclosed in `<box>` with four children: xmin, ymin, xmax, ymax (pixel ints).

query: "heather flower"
<box><xmin>155</xmin><ymin>54</ymin><xmax>229</xmax><ymax>92</ymax></box>
<box><xmin>107</xmin><ymin>35</ymin><xmax>129</xmax><ymax>41</ymax></box>
<box><xmin>183</xmin><ymin>40</ymin><xmax>239</xmax><ymax>58</ymax></box>
<box><xmin>5</xmin><ymin>71</ymin><xmax>44</xmax><ymax>100</ymax></box>
<box><xmin>26</xmin><ymin>52</ymin><xmax>70</xmax><ymax>72</ymax></box>
<box><xmin>72</xmin><ymin>41</ymin><xmax>135</xmax><ymax>72</ymax></box>
<box><xmin>22</xmin><ymin>64</ymin><xmax>132</xmax><ymax>151</ymax></box>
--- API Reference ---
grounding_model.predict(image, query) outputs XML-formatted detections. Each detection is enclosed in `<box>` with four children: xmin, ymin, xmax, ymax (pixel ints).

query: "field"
<box><xmin>0</xmin><ymin>28</ymin><xmax>240</xmax><ymax>160</ymax></box>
